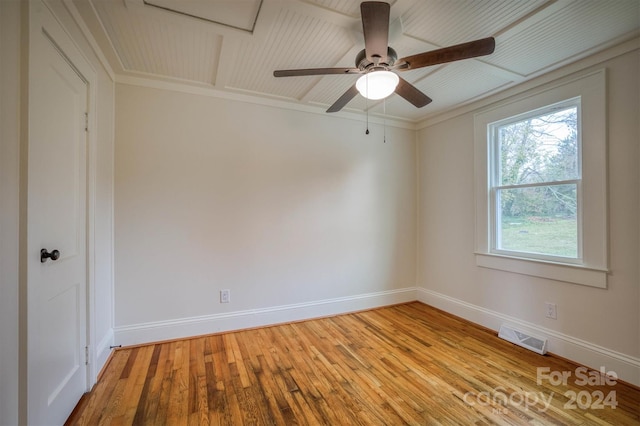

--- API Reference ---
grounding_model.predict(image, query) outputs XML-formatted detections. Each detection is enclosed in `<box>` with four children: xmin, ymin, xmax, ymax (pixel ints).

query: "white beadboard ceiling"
<box><xmin>74</xmin><ymin>0</ymin><xmax>639</xmax><ymax>123</ymax></box>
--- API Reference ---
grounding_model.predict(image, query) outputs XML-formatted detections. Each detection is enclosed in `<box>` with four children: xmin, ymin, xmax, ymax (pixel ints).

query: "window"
<box><xmin>474</xmin><ymin>70</ymin><xmax>607</xmax><ymax>288</ymax></box>
<box><xmin>490</xmin><ymin>99</ymin><xmax>580</xmax><ymax>262</ymax></box>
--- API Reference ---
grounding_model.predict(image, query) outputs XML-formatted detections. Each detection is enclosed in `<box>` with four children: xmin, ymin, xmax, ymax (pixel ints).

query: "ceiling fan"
<box><xmin>273</xmin><ymin>1</ymin><xmax>496</xmax><ymax>113</ymax></box>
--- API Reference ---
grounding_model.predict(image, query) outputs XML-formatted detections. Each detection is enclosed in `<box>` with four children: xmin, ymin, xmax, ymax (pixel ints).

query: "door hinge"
<box><xmin>85</xmin><ymin>346</ymin><xmax>90</xmax><ymax>365</ymax></box>
<box><xmin>84</xmin><ymin>112</ymin><xmax>88</xmax><ymax>132</ymax></box>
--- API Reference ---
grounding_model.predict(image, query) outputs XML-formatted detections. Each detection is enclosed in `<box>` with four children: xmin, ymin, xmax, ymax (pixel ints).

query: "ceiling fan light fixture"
<box><xmin>356</xmin><ymin>71</ymin><xmax>399</xmax><ymax>100</ymax></box>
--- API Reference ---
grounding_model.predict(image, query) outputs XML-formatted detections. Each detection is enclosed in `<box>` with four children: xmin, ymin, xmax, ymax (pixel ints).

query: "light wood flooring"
<box><xmin>66</xmin><ymin>302</ymin><xmax>640</xmax><ymax>425</ymax></box>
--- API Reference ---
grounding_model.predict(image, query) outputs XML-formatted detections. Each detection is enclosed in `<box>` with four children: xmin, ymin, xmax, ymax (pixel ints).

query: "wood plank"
<box><xmin>66</xmin><ymin>302</ymin><xmax>640</xmax><ymax>425</ymax></box>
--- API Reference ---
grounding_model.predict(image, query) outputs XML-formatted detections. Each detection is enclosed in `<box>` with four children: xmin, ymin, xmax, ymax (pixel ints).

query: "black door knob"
<box><xmin>41</xmin><ymin>248</ymin><xmax>60</xmax><ymax>263</ymax></box>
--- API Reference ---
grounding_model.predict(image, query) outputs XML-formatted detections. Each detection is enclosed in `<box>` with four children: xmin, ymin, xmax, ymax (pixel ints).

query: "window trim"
<box><xmin>474</xmin><ymin>70</ymin><xmax>608</xmax><ymax>288</ymax></box>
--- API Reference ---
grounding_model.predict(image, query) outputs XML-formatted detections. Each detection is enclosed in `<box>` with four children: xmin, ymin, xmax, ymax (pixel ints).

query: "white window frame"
<box><xmin>489</xmin><ymin>97</ymin><xmax>582</xmax><ymax>263</ymax></box>
<box><xmin>474</xmin><ymin>70</ymin><xmax>608</xmax><ymax>288</ymax></box>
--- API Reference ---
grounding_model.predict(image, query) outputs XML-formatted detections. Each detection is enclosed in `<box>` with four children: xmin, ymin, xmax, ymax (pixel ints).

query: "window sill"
<box><xmin>475</xmin><ymin>253</ymin><xmax>608</xmax><ymax>288</ymax></box>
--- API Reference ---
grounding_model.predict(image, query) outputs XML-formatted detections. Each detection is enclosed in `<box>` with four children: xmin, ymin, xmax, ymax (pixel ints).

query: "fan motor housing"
<box><xmin>356</xmin><ymin>47</ymin><xmax>397</xmax><ymax>70</ymax></box>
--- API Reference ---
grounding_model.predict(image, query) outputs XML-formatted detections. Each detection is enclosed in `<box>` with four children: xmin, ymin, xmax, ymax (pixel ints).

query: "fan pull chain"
<box><xmin>365</xmin><ymin>74</ymin><xmax>370</xmax><ymax>135</ymax></box>
<box><xmin>365</xmin><ymin>105</ymin><xmax>369</xmax><ymax>135</ymax></box>
<box><xmin>383</xmin><ymin>98</ymin><xmax>386</xmax><ymax>143</ymax></box>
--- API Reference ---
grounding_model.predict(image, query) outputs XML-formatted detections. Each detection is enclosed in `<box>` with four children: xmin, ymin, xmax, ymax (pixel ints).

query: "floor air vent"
<box><xmin>498</xmin><ymin>324</ymin><xmax>548</xmax><ymax>355</ymax></box>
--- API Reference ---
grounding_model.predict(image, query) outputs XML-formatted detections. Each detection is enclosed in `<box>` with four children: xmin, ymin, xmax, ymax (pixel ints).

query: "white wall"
<box><xmin>417</xmin><ymin>45</ymin><xmax>639</xmax><ymax>384</ymax></box>
<box><xmin>114</xmin><ymin>84</ymin><xmax>417</xmax><ymax>341</ymax></box>
<box><xmin>0</xmin><ymin>2</ymin><xmax>23</xmax><ymax>424</ymax></box>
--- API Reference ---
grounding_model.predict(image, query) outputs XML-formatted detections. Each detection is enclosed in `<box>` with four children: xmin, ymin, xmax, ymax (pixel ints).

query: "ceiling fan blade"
<box><xmin>274</xmin><ymin>67</ymin><xmax>360</xmax><ymax>77</ymax></box>
<box><xmin>361</xmin><ymin>1</ymin><xmax>390</xmax><ymax>63</ymax></box>
<box><xmin>326</xmin><ymin>85</ymin><xmax>359</xmax><ymax>113</ymax></box>
<box><xmin>396</xmin><ymin>37</ymin><xmax>495</xmax><ymax>70</ymax></box>
<box><xmin>395</xmin><ymin>77</ymin><xmax>432</xmax><ymax>108</ymax></box>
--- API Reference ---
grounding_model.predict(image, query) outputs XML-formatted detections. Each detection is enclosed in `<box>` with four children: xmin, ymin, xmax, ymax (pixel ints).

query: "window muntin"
<box><xmin>489</xmin><ymin>99</ymin><xmax>581</xmax><ymax>262</ymax></box>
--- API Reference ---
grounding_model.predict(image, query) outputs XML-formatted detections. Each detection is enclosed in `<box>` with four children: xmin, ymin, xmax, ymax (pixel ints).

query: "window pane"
<box><xmin>497</xmin><ymin>184</ymin><xmax>577</xmax><ymax>258</ymax></box>
<box><xmin>499</xmin><ymin>107</ymin><xmax>578</xmax><ymax>185</ymax></box>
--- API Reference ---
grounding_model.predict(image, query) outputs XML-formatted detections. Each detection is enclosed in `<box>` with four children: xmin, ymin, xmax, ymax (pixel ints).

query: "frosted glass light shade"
<box><xmin>356</xmin><ymin>71</ymin><xmax>399</xmax><ymax>100</ymax></box>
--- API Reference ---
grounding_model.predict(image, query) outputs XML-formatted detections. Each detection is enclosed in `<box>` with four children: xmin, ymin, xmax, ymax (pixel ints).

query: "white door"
<box><xmin>28</xmin><ymin>20</ymin><xmax>89</xmax><ymax>425</ymax></box>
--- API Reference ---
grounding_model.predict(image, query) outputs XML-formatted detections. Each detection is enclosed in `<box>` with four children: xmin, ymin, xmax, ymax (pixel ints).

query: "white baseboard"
<box><xmin>111</xmin><ymin>286</ymin><xmax>639</xmax><ymax>387</ymax></box>
<box><xmin>416</xmin><ymin>288</ymin><xmax>640</xmax><ymax>387</ymax></box>
<box><xmin>114</xmin><ymin>287</ymin><xmax>418</xmax><ymax>347</ymax></box>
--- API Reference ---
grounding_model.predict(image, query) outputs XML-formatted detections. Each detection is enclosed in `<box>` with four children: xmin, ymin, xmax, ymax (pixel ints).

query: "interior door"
<box><xmin>27</xmin><ymin>21</ymin><xmax>89</xmax><ymax>425</ymax></box>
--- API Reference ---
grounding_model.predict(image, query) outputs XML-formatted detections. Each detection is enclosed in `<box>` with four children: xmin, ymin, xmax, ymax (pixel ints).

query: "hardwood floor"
<box><xmin>66</xmin><ymin>302</ymin><xmax>639</xmax><ymax>425</ymax></box>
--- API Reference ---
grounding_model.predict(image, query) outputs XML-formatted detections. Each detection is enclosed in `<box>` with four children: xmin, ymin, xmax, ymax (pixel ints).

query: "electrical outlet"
<box><xmin>220</xmin><ymin>289</ymin><xmax>230</xmax><ymax>303</ymax></box>
<box><xmin>545</xmin><ymin>302</ymin><xmax>557</xmax><ymax>319</ymax></box>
